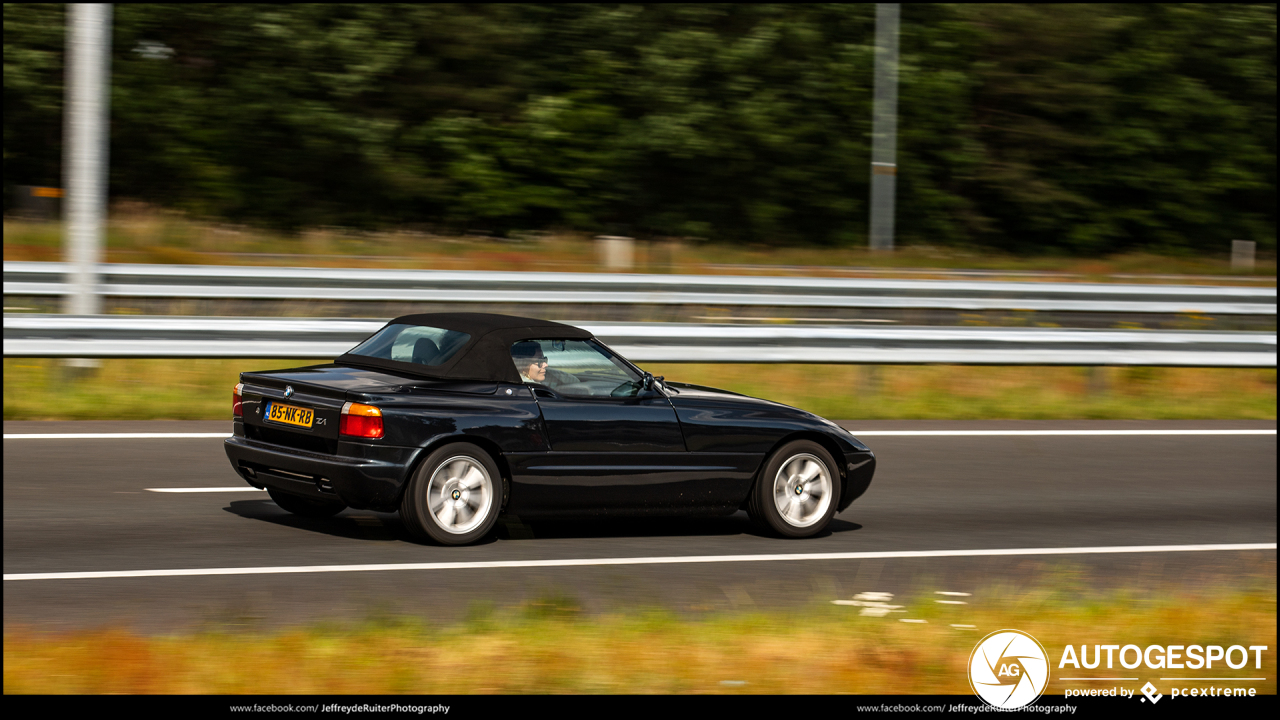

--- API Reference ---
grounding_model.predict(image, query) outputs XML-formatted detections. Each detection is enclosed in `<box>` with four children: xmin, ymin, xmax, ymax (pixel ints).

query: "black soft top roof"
<box><xmin>335</xmin><ymin>312</ymin><xmax>593</xmax><ymax>383</ymax></box>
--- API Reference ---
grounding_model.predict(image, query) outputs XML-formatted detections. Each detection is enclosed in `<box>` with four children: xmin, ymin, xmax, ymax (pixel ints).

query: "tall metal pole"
<box><xmin>869</xmin><ymin>3</ymin><xmax>899</xmax><ymax>251</ymax></box>
<box><xmin>63</xmin><ymin>3</ymin><xmax>112</xmax><ymax>316</ymax></box>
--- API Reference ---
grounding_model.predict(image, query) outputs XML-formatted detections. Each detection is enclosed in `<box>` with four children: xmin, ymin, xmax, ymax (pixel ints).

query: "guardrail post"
<box><xmin>860</xmin><ymin>365</ymin><xmax>883</xmax><ymax>395</ymax></box>
<box><xmin>1086</xmin><ymin>366</ymin><xmax>1111</xmax><ymax>396</ymax></box>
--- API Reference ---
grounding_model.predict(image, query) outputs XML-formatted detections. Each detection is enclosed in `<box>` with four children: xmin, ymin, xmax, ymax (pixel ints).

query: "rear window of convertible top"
<box><xmin>346</xmin><ymin>324</ymin><xmax>472</xmax><ymax>367</ymax></box>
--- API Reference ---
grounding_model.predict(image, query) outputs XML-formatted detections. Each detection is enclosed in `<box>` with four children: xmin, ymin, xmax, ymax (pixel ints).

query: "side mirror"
<box><xmin>641</xmin><ymin>372</ymin><xmax>665</xmax><ymax>393</ymax></box>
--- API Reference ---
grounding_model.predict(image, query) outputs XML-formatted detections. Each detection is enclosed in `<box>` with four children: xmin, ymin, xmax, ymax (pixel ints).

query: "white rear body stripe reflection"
<box><xmin>146</xmin><ymin>487</ymin><xmax>265</xmax><ymax>493</ymax></box>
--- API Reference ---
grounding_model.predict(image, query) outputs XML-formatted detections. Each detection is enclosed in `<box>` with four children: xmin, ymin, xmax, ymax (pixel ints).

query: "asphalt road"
<box><xmin>4</xmin><ymin>419</ymin><xmax>1275</xmax><ymax>632</ymax></box>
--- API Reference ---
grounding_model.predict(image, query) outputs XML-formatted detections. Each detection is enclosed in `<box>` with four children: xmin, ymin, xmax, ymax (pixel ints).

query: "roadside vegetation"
<box><xmin>5</xmin><ymin>575</ymin><xmax>1274</xmax><ymax>694</ymax></box>
<box><xmin>6</xmin><ymin>6</ymin><xmax>1274</xmax><ymax>256</ymax></box>
<box><xmin>4</xmin><ymin>215</ymin><xmax>1276</xmax><ymax>281</ymax></box>
<box><xmin>3</xmin><ymin>358</ymin><xmax>1275</xmax><ymax>422</ymax></box>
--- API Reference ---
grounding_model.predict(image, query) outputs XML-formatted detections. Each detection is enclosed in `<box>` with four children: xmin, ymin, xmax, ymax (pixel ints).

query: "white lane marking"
<box><xmin>846</xmin><ymin>429</ymin><xmax>1276</xmax><ymax>436</ymax></box>
<box><xmin>3</xmin><ymin>429</ymin><xmax>1275</xmax><ymax>440</ymax></box>
<box><xmin>4</xmin><ymin>543</ymin><xmax>1274</xmax><ymax>582</ymax></box>
<box><xmin>146</xmin><ymin>487</ymin><xmax>265</xmax><ymax>493</ymax></box>
<box><xmin>3</xmin><ymin>433</ymin><xmax>229</xmax><ymax>439</ymax></box>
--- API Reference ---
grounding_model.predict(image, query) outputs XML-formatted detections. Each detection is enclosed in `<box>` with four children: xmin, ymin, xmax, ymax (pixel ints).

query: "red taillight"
<box><xmin>233</xmin><ymin>383</ymin><xmax>244</xmax><ymax>417</ymax></box>
<box><xmin>340</xmin><ymin>402</ymin><xmax>383</xmax><ymax>438</ymax></box>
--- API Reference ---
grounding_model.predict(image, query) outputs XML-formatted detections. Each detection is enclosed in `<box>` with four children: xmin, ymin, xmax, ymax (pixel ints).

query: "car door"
<box><xmin>504</xmin><ymin>339</ymin><xmax>742</xmax><ymax>515</ymax></box>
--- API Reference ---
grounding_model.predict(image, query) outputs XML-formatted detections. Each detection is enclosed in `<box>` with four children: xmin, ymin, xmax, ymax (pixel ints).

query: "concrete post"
<box><xmin>597</xmin><ymin>235</ymin><xmax>635</xmax><ymax>271</ymax></box>
<box><xmin>61</xmin><ymin>4</ymin><xmax>112</xmax><ymax>377</ymax></box>
<box><xmin>1231</xmin><ymin>240</ymin><xmax>1256</xmax><ymax>272</ymax></box>
<box><xmin>869</xmin><ymin>3</ymin><xmax>900</xmax><ymax>251</ymax></box>
<box><xmin>63</xmin><ymin>3</ymin><xmax>112</xmax><ymax>317</ymax></box>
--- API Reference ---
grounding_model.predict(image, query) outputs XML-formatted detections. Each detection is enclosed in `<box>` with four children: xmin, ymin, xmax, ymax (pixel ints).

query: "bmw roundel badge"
<box><xmin>284</xmin><ymin>385</ymin><xmax>294</xmax><ymax>398</ymax></box>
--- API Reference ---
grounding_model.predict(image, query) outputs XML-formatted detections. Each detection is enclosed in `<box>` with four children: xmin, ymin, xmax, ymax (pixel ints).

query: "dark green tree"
<box><xmin>4</xmin><ymin>3</ymin><xmax>1274</xmax><ymax>253</ymax></box>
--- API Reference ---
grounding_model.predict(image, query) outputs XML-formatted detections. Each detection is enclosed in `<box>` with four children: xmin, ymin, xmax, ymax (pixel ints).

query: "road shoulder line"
<box><xmin>6</xmin><ymin>543</ymin><xmax>1275</xmax><ymax>582</ymax></box>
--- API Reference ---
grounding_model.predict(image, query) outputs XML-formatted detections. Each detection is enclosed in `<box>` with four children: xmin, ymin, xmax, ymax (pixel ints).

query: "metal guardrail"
<box><xmin>5</xmin><ymin>262</ymin><xmax>1276</xmax><ymax>315</ymax></box>
<box><xmin>4</xmin><ymin>315</ymin><xmax>1274</xmax><ymax>366</ymax></box>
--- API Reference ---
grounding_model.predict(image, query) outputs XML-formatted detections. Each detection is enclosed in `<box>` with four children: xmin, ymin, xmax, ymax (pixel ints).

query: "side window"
<box><xmin>348</xmin><ymin>324</ymin><xmax>471</xmax><ymax>367</ymax></box>
<box><xmin>511</xmin><ymin>339</ymin><xmax>641</xmax><ymax>396</ymax></box>
<box><xmin>391</xmin><ymin>327</ymin><xmax>454</xmax><ymax>364</ymax></box>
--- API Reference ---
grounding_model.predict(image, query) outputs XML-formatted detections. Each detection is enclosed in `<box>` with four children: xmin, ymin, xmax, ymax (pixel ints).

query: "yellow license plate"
<box><xmin>266</xmin><ymin>401</ymin><xmax>314</xmax><ymax>429</ymax></box>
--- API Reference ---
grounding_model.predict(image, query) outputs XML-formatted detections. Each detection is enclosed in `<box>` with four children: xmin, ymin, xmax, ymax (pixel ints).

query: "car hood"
<box><xmin>667</xmin><ymin>381</ymin><xmax>769</xmax><ymax>402</ymax></box>
<box><xmin>665</xmin><ymin>381</ymin><xmax>816</xmax><ymax>417</ymax></box>
<box><xmin>665</xmin><ymin>381</ymin><xmax>870</xmax><ymax>452</ymax></box>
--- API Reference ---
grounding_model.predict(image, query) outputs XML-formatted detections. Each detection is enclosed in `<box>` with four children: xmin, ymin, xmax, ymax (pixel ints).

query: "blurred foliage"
<box><xmin>4</xmin><ymin>577</ymin><xmax>1276</xmax><ymax>693</ymax></box>
<box><xmin>4</xmin><ymin>4</ymin><xmax>1275</xmax><ymax>253</ymax></box>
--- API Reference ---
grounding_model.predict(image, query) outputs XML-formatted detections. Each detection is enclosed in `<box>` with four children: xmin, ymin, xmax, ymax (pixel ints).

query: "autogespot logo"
<box><xmin>969</xmin><ymin>629</ymin><xmax>1050</xmax><ymax>709</ymax></box>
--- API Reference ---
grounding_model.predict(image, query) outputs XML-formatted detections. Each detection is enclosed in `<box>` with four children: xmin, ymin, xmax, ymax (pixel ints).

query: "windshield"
<box><xmin>346</xmin><ymin>324</ymin><xmax>471</xmax><ymax>367</ymax></box>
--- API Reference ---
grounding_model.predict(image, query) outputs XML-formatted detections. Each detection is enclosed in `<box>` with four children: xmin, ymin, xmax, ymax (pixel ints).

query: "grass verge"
<box><xmin>4</xmin><ymin>359</ymin><xmax>1275</xmax><ymax>421</ymax></box>
<box><xmin>5</xmin><ymin>579</ymin><xmax>1274</xmax><ymax>694</ymax></box>
<box><xmin>5</xmin><ymin>212</ymin><xmax>1275</xmax><ymax>281</ymax></box>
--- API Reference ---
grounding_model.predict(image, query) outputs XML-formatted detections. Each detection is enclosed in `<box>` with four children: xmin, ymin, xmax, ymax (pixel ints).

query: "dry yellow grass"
<box><xmin>644</xmin><ymin>364</ymin><xmax>1277</xmax><ymax>421</ymax></box>
<box><xmin>6</xmin><ymin>213</ymin><xmax>1275</xmax><ymax>281</ymax></box>
<box><xmin>6</xmin><ymin>582</ymin><xmax>1275</xmax><ymax>694</ymax></box>
<box><xmin>5</xmin><ymin>359</ymin><xmax>1275</xmax><ymax>421</ymax></box>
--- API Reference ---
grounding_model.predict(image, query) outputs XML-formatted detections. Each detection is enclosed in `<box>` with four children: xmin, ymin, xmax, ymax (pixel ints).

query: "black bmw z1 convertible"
<box><xmin>224</xmin><ymin>313</ymin><xmax>876</xmax><ymax>545</ymax></box>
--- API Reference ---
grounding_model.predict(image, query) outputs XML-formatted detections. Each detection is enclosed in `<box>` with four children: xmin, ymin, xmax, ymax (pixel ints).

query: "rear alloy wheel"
<box><xmin>748</xmin><ymin>440</ymin><xmax>841</xmax><ymax>538</ymax></box>
<box><xmin>400</xmin><ymin>442</ymin><xmax>503</xmax><ymax>545</ymax></box>
<box><xmin>267</xmin><ymin>488</ymin><xmax>347</xmax><ymax>518</ymax></box>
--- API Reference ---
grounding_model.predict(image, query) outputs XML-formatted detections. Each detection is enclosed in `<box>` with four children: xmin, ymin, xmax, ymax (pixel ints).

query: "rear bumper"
<box><xmin>839</xmin><ymin>450</ymin><xmax>876</xmax><ymax>511</ymax></box>
<box><xmin>224</xmin><ymin>435</ymin><xmax>419</xmax><ymax>511</ymax></box>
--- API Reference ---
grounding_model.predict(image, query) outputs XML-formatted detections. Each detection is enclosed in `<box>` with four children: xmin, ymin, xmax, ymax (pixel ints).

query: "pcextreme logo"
<box><xmin>1058</xmin><ymin>642</ymin><xmax>1270</xmax><ymax>703</ymax></box>
<box><xmin>969</xmin><ymin>629</ymin><xmax>1050</xmax><ymax>709</ymax></box>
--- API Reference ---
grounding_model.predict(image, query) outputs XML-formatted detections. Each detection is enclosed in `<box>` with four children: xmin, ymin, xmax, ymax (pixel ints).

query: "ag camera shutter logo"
<box><xmin>969</xmin><ymin>629</ymin><xmax>1050</xmax><ymax>709</ymax></box>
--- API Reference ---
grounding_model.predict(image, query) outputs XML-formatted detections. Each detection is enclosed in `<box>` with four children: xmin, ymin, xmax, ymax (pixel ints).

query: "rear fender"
<box><xmin>394</xmin><ymin>433</ymin><xmax>512</xmax><ymax>512</ymax></box>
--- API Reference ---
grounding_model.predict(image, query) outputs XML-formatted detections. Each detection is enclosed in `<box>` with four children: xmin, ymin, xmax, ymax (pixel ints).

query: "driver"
<box><xmin>510</xmin><ymin>341</ymin><xmax>548</xmax><ymax>384</ymax></box>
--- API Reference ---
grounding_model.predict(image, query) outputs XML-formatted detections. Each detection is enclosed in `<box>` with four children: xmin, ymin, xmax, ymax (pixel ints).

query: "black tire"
<box><xmin>400</xmin><ymin>442</ymin><xmax>504</xmax><ymax>545</ymax></box>
<box><xmin>747</xmin><ymin>440</ymin><xmax>841</xmax><ymax>538</ymax></box>
<box><xmin>267</xmin><ymin>488</ymin><xmax>347</xmax><ymax>518</ymax></box>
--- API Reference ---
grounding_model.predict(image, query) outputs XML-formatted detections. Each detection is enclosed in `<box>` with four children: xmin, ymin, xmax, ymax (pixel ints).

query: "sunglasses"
<box><xmin>528</xmin><ymin>358</ymin><xmax>548</xmax><ymax>366</ymax></box>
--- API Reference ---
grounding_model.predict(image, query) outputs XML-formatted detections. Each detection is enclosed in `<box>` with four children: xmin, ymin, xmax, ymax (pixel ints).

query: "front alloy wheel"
<box><xmin>749</xmin><ymin>440</ymin><xmax>841</xmax><ymax>538</ymax></box>
<box><xmin>772</xmin><ymin>452</ymin><xmax>834</xmax><ymax>528</ymax></box>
